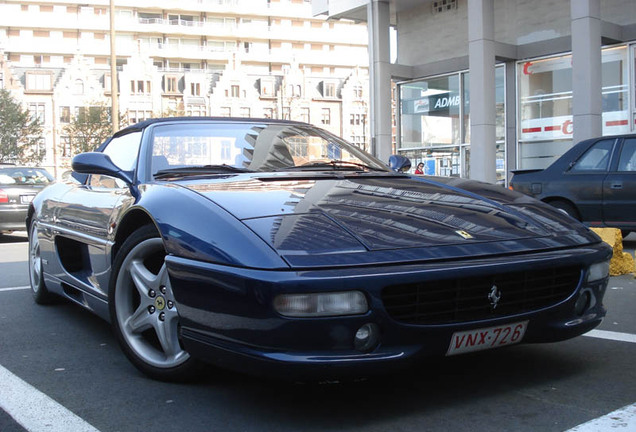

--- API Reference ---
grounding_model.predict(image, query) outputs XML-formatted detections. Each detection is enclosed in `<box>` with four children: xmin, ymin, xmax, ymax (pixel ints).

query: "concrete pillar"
<box><xmin>571</xmin><ymin>0</ymin><xmax>602</xmax><ymax>144</ymax></box>
<box><xmin>367</xmin><ymin>0</ymin><xmax>393</xmax><ymax>164</ymax></box>
<box><xmin>505</xmin><ymin>61</ymin><xmax>517</xmax><ymax>184</ymax></box>
<box><xmin>468</xmin><ymin>0</ymin><xmax>496</xmax><ymax>183</ymax></box>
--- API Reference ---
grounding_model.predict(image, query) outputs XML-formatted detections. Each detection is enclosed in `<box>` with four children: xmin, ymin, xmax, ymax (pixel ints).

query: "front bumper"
<box><xmin>166</xmin><ymin>245</ymin><xmax>610</xmax><ymax>380</ymax></box>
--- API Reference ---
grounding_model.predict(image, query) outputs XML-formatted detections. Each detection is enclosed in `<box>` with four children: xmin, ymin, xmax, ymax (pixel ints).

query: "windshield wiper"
<box><xmin>154</xmin><ymin>165</ymin><xmax>251</xmax><ymax>179</ymax></box>
<box><xmin>276</xmin><ymin>160</ymin><xmax>387</xmax><ymax>172</ymax></box>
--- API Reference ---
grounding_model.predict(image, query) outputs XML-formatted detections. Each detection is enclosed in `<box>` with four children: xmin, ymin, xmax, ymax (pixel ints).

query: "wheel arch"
<box><xmin>112</xmin><ymin>209</ymin><xmax>156</xmax><ymax>263</ymax></box>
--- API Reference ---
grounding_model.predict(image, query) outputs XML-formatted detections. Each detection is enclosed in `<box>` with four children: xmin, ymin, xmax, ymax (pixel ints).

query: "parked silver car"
<box><xmin>0</xmin><ymin>165</ymin><xmax>53</xmax><ymax>234</ymax></box>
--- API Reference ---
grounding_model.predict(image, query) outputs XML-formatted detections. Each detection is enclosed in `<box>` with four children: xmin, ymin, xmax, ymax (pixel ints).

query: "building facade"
<box><xmin>314</xmin><ymin>0</ymin><xmax>636</xmax><ymax>184</ymax></box>
<box><xmin>0</xmin><ymin>0</ymin><xmax>370</xmax><ymax>177</ymax></box>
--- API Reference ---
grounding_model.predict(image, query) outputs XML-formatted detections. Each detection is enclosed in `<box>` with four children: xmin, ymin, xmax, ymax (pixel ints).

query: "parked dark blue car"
<box><xmin>28</xmin><ymin>118</ymin><xmax>611</xmax><ymax>381</ymax></box>
<box><xmin>510</xmin><ymin>134</ymin><xmax>636</xmax><ymax>236</ymax></box>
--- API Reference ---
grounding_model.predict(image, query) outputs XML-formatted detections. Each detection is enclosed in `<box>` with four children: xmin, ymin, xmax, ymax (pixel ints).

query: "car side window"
<box><xmin>570</xmin><ymin>139</ymin><xmax>615</xmax><ymax>172</ymax></box>
<box><xmin>89</xmin><ymin>131</ymin><xmax>142</xmax><ymax>189</ymax></box>
<box><xmin>617</xmin><ymin>138</ymin><xmax>636</xmax><ymax>172</ymax></box>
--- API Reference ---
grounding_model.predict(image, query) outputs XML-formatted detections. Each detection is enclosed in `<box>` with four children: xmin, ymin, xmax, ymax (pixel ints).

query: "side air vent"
<box><xmin>55</xmin><ymin>236</ymin><xmax>90</xmax><ymax>274</ymax></box>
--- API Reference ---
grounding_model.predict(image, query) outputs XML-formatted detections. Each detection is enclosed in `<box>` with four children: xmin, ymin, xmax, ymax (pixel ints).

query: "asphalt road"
<box><xmin>1</xmin><ymin>231</ymin><xmax>635</xmax><ymax>432</ymax></box>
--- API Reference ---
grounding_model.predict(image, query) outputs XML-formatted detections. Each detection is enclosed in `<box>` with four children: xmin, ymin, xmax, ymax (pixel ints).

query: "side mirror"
<box><xmin>388</xmin><ymin>154</ymin><xmax>412</xmax><ymax>173</ymax></box>
<box><xmin>72</xmin><ymin>152</ymin><xmax>133</xmax><ymax>185</ymax></box>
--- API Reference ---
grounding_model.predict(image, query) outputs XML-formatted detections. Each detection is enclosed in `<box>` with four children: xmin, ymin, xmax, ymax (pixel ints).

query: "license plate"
<box><xmin>20</xmin><ymin>195</ymin><xmax>35</xmax><ymax>204</ymax></box>
<box><xmin>446</xmin><ymin>321</ymin><xmax>528</xmax><ymax>356</ymax></box>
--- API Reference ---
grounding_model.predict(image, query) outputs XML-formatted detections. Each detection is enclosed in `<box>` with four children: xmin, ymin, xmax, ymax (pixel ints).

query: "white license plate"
<box><xmin>20</xmin><ymin>195</ymin><xmax>35</xmax><ymax>204</ymax></box>
<box><xmin>446</xmin><ymin>321</ymin><xmax>528</xmax><ymax>356</ymax></box>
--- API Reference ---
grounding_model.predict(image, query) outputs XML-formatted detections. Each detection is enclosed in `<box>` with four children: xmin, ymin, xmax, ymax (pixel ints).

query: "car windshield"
<box><xmin>0</xmin><ymin>167</ymin><xmax>54</xmax><ymax>185</ymax></box>
<box><xmin>149</xmin><ymin>122</ymin><xmax>389</xmax><ymax>177</ymax></box>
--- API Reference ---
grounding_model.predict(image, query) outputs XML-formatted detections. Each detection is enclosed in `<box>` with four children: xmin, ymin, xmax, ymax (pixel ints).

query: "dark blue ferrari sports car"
<box><xmin>28</xmin><ymin>117</ymin><xmax>611</xmax><ymax>381</ymax></box>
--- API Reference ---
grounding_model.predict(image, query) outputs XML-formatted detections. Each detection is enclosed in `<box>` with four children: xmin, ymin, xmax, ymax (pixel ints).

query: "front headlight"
<box><xmin>274</xmin><ymin>291</ymin><xmax>368</xmax><ymax>317</ymax></box>
<box><xmin>587</xmin><ymin>260</ymin><xmax>610</xmax><ymax>283</ymax></box>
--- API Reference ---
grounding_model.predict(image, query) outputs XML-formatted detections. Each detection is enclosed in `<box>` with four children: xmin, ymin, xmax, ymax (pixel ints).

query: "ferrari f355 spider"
<box><xmin>28</xmin><ymin>118</ymin><xmax>611</xmax><ymax>381</ymax></box>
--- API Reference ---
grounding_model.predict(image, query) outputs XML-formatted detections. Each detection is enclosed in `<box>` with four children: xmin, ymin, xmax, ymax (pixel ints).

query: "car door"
<box><xmin>52</xmin><ymin>131</ymin><xmax>142</xmax><ymax>297</ymax></box>
<box><xmin>560</xmin><ymin>138</ymin><xmax>617</xmax><ymax>222</ymax></box>
<box><xmin>602</xmin><ymin>137</ymin><xmax>636</xmax><ymax>230</ymax></box>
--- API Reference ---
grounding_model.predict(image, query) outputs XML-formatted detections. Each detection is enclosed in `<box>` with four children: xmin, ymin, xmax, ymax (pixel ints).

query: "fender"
<box><xmin>121</xmin><ymin>183</ymin><xmax>289</xmax><ymax>270</ymax></box>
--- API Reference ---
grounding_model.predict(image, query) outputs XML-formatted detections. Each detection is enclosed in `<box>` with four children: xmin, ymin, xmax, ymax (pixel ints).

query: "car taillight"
<box><xmin>0</xmin><ymin>189</ymin><xmax>7</xmax><ymax>203</ymax></box>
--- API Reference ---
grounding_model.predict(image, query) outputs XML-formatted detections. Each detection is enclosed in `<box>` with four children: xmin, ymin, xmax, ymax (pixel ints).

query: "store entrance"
<box><xmin>400</xmin><ymin>144</ymin><xmax>470</xmax><ymax>177</ymax></box>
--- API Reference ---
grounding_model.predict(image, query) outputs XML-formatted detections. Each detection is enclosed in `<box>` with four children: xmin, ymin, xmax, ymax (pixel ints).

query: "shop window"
<box><xmin>517</xmin><ymin>46</ymin><xmax>628</xmax><ymax>170</ymax></box>
<box><xmin>400</xmin><ymin>74</ymin><xmax>461</xmax><ymax>149</ymax></box>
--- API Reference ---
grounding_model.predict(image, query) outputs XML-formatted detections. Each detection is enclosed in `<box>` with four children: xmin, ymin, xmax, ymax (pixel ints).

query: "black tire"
<box><xmin>28</xmin><ymin>221</ymin><xmax>56</xmax><ymax>304</ymax></box>
<box><xmin>549</xmin><ymin>200</ymin><xmax>580</xmax><ymax>221</ymax></box>
<box><xmin>109</xmin><ymin>224</ymin><xmax>199</xmax><ymax>381</ymax></box>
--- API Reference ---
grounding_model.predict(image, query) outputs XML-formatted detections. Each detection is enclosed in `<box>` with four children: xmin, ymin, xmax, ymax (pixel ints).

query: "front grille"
<box><xmin>381</xmin><ymin>266</ymin><xmax>582</xmax><ymax>325</ymax></box>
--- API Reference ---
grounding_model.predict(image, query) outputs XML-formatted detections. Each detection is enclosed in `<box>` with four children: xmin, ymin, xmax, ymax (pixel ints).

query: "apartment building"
<box><xmin>0</xmin><ymin>0</ymin><xmax>370</xmax><ymax>177</ymax></box>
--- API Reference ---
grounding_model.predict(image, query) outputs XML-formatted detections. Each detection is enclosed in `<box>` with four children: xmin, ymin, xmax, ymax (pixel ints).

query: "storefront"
<box><xmin>518</xmin><ymin>44</ymin><xmax>631</xmax><ymax>169</ymax></box>
<box><xmin>397</xmin><ymin>43</ymin><xmax>636</xmax><ymax>182</ymax></box>
<box><xmin>397</xmin><ymin>67</ymin><xmax>506</xmax><ymax>182</ymax></box>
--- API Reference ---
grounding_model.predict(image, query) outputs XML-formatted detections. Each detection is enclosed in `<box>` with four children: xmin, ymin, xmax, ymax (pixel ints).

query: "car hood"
<box><xmin>177</xmin><ymin>173</ymin><xmax>599</xmax><ymax>268</ymax></box>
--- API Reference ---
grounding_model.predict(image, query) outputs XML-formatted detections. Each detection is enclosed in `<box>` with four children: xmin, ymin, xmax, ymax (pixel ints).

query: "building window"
<box><xmin>36</xmin><ymin>138</ymin><xmax>46</xmax><ymax>160</ymax></box>
<box><xmin>263</xmin><ymin>108</ymin><xmax>274</xmax><ymax>118</ymax></box>
<box><xmin>164</xmin><ymin>76</ymin><xmax>178</xmax><ymax>93</ymax></box>
<box><xmin>131</xmin><ymin>80</ymin><xmax>151</xmax><ymax>94</ymax></box>
<box><xmin>28</xmin><ymin>103</ymin><xmax>46</xmax><ymax>123</ymax></box>
<box><xmin>220</xmin><ymin>107</ymin><xmax>231</xmax><ymax>117</ymax></box>
<box><xmin>260</xmin><ymin>78</ymin><xmax>274</xmax><ymax>97</ymax></box>
<box><xmin>288</xmin><ymin>137</ymin><xmax>308</xmax><ymax>157</ymax></box>
<box><xmin>25</xmin><ymin>72</ymin><xmax>53</xmax><ymax>92</ymax></box>
<box><xmin>324</xmin><ymin>82</ymin><xmax>336</xmax><ymax>98</ymax></box>
<box><xmin>321</xmin><ymin>108</ymin><xmax>330</xmax><ymax>125</ymax></box>
<box><xmin>220</xmin><ymin>140</ymin><xmax>231</xmax><ymax>160</ymax></box>
<box><xmin>61</xmin><ymin>136</ymin><xmax>72</xmax><ymax>157</ymax></box>
<box><xmin>300</xmin><ymin>107</ymin><xmax>309</xmax><ymax>123</ymax></box>
<box><xmin>73</xmin><ymin>79</ymin><xmax>84</xmax><ymax>95</ymax></box>
<box><xmin>190</xmin><ymin>82</ymin><xmax>201</xmax><ymax>96</ymax></box>
<box><xmin>60</xmin><ymin>106</ymin><xmax>70</xmax><ymax>123</ymax></box>
<box><xmin>239</xmin><ymin>107</ymin><xmax>250</xmax><ymax>118</ymax></box>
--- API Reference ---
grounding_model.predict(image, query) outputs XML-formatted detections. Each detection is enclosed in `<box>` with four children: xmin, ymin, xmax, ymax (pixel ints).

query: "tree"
<box><xmin>64</xmin><ymin>102</ymin><xmax>122</xmax><ymax>155</ymax></box>
<box><xmin>0</xmin><ymin>89</ymin><xmax>44</xmax><ymax>164</ymax></box>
